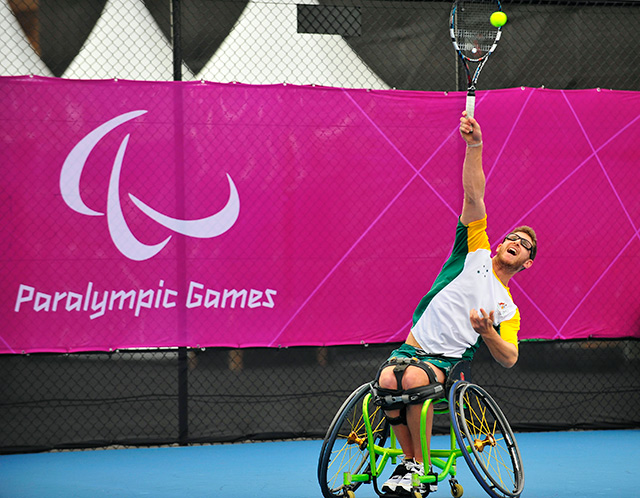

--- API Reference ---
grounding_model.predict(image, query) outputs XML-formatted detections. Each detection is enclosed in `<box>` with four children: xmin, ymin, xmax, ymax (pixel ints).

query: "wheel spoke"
<box><xmin>319</xmin><ymin>384</ymin><xmax>389</xmax><ymax>498</ymax></box>
<box><xmin>450</xmin><ymin>382</ymin><xmax>524</xmax><ymax>498</ymax></box>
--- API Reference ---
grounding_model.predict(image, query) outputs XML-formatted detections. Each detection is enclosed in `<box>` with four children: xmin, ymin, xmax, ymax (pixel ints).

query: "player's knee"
<box><xmin>377</xmin><ymin>366</ymin><xmax>399</xmax><ymax>390</ymax></box>
<box><xmin>401</xmin><ymin>365</ymin><xmax>432</xmax><ymax>390</ymax></box>
<box><xmin>372</xmin><ymin>359</ymin><xmax>445</xmax><ymax>425</ymax></box>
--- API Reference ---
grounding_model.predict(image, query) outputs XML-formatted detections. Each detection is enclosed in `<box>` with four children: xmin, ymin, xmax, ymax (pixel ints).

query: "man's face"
<box><xmin>495</xmin><ymin>231</ymin><xmax>534</xmax><ymax>271</ymax></box>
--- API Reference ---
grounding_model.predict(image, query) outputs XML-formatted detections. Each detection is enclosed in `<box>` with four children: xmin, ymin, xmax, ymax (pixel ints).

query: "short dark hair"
<box><xmin>512</xmin><ymin>225</ymin><xmax>537</xmax><ymax>260</ymax></box>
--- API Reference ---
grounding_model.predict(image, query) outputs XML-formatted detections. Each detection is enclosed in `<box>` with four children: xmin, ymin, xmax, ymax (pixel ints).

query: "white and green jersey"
<box><xmin>410</xmin><ymin>215</ymin><xmax>520</xmax><ymax>360</ymax></box>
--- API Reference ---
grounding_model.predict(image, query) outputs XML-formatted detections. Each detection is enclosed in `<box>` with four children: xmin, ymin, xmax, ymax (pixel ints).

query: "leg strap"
<box><xmin>384</xmin><ymin>408</ymin><xmax>407</xmax><ymax>426</ymax></box>
<box><xmin>371</xmin><ymin>357</ymin><xmax>445</xmax><ymax>413</ymax></box>
<box><xmin>377</xmin><ymin>356</ymin><xmax>439</xmax><ymax>387</ymax></box>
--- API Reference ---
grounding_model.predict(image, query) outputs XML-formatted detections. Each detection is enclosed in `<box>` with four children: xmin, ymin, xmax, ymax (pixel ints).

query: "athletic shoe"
<box><xmin>381</xmin><ymin>459</ymin><xmax>410</xmax><ymax>494</ymax></box>
<box><xmin>395</xmin><ymin>459</ymin><xmax>424</xmax><ymax>494</ymax></box>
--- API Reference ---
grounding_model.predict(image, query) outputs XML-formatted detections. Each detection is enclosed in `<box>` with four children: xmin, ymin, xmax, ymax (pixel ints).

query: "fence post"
<box><xmin>172</xmin><ymin>0</ymin><xmax>182</xmax><ymax>82</ymax></box>
<box><xmin>171</xmin><ymin>0</ymin><xmax>189</xmax><ymax>446</ymax></box>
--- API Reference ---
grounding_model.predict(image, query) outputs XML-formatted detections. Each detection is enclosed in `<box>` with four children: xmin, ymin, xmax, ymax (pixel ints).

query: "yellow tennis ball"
<box><xmin>490</xmin><ymin>11</ymin><xmax>507</xmax><ymax>27</ymax></box>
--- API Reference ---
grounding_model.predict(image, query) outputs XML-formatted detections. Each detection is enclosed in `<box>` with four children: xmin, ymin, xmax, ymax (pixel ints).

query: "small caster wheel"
<box><xmin>345</xmin><ymin>491</ymin><xmax>355</xmax><ymax>498</ymax></box>
<box><xmin>449</xmin><ymin>481</ymin><xmax>463</xmax><ymax>497</ymax></box>
<box><xmin>412</xmin><ymin>491</ymin><xmax>423</xmax><ymax>498</ymax></box>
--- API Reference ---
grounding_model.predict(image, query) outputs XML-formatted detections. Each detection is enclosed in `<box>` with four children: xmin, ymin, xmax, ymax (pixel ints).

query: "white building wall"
<box><xmin>1</xmin><ymin>0</ymin><xmax>388</xmax><ymax>89</ymax></box>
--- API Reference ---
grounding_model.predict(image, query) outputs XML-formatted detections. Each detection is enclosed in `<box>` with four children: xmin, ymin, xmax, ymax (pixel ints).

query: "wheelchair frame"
<box><xmin>318</xmin><ymin>374</ymin><xmax>524</xmax><ymax>498</ymax></box>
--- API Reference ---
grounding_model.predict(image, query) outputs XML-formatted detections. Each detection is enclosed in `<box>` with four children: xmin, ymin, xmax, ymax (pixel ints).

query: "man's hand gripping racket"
<box><xmin>460</xmin><ymin>111</ymin><xmax>482</xmax><ymax>144</ymax></box>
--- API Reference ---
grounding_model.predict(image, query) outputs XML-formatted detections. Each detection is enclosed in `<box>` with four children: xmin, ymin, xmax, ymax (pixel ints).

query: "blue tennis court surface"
<box><xmin>1</xmin><ymin>430</ymin><xmax>638</xmax><ymax>497</ymax></box>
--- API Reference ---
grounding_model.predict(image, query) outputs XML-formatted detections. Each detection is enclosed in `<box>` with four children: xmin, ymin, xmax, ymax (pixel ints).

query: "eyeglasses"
<box><xmin>504</xmin><ymin>233</ymin><xmax>533</xmax><ymax>251</ymax></box>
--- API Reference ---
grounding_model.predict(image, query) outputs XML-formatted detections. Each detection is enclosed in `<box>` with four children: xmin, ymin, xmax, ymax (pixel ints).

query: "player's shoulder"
<box><xmin>459</xmin><ymin>213</ymin><xmax>487</xmax><ymax>227</ymax></box>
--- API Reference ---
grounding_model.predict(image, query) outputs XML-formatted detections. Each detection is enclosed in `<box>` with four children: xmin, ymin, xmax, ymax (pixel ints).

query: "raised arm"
<box><xmin>459</xmin><ymin>112</ymin><xmax>486</xmax><ymax>226</ymax></box>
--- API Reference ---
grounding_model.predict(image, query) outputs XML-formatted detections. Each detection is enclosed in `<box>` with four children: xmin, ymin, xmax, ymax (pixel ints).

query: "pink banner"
<box><xmin>1</xmin><ymin>76</ymin><xmax>639</xmax><ymax>353</ymax></box>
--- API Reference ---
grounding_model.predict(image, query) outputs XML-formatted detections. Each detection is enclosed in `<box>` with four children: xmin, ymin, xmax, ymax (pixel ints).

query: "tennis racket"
<box><xmin>449</xmin><ymin>0</ymin><xmax>503</xmax><ymax>118</ymax></box>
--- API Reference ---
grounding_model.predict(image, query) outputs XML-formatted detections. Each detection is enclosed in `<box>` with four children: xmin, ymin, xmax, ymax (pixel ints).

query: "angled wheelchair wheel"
<box><xmin>318</xmin><ymin>383</ymin><xmax>389</xmax><ymax>498</ymax></box>
<box><xmin>449</xmin><ymin>381</ymin><xmax>524</xmax><ymax>498</ymax></box>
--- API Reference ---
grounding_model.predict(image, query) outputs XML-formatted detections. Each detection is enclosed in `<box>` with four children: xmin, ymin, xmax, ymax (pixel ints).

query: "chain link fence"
<box><xmin>1</xmin><ymin>340</ymin><xmax>639</xmax><ymax>453</ymax></box>
<box><xmin>3</xmin><ymin>0</ymin><xmax>640</xmax><ymax>90</ymax></box>
<box><xmin>1</xmin><ymin>0</ymin><xmax>640</xmax><ymax>453</ymax></box>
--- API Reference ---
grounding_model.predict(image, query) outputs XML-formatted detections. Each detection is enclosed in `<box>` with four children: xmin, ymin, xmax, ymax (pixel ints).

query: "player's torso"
<box><xmin>411</xmin><ymin>249</ymin><xmax>517</xmax><ymax>357</ymax></box>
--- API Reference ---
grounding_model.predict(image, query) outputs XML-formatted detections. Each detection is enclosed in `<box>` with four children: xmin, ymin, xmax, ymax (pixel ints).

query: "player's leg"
<box><xmin>376</xmin><ymin>364</ymin><xmax>416</xmax><ymax>494</ymax></box>
<box><xmin>404</xmin><ymin>362</ymin><xmax>445</xmax><ymax>463</ymax></box>
<box><xmin>375</xmin><ymin>360</ymin><xmax>446</xmax><ymax>495</ymax></box>
<box><xmin>401</xmin><ymin>362</ymin><xmax>445</xmax><ymax>495</ymax></box>
<box><xmin>377</xmin><ymin>364</ymin><xmax>416</xmax><ymax>456</ymax></box>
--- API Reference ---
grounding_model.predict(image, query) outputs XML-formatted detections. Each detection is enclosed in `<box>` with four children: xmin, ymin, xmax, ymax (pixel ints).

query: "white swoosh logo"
<box><xmin>129</xmin><ymin>173</ymin><xmax>239</xmax><ymax>238</ymax></box>
<box><xmin>61</xmin><ymin>111</ymin><xmax>240</xmax><ymax>261</ymax></box>
<box><xmin>61</xmin><ymin>110</ymin><xmax>147</xmax><ymax>216</ymax></box>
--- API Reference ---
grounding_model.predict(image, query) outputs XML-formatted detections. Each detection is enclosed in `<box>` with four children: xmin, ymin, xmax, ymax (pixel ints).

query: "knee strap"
<box><xmin>385</xmin><ymin>407</ymin><xmax>407</xmax><ymax>426</ymax></box>
<box><xmin>376</xmin><ymin>356</ymin><xmax>439</xmax><ymax>387</ymax></box>
<box><xmin>371</xmin><ymin>357</ymin><xmax>444</xmax><ymax>413</ymax></box>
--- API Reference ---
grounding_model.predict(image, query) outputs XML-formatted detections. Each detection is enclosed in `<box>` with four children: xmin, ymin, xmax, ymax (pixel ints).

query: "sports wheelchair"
<box><xmin>317</xmin><ymin>361</ymin><xmax>524</xmax><ymax>498</ymax></box>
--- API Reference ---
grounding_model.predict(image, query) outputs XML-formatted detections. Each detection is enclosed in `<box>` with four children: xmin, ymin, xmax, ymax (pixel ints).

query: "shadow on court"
<box><xmin>1</xmin><ymin>430</ymin><xmax>638</xmax><ymax>497</ymax></box>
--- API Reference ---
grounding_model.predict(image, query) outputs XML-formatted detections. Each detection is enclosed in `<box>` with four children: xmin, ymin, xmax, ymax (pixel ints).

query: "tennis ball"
<box><xmin>490</xmin><ymin>11</ymin><xmax>507</xmax><ymax>28</ymax></box>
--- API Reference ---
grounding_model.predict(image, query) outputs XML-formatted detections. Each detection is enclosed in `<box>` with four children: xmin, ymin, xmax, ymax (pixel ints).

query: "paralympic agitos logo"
<box><xmin>60</xmin><ymin>111</ymin><xmax>240</xmax><ymax>261</ymax></box>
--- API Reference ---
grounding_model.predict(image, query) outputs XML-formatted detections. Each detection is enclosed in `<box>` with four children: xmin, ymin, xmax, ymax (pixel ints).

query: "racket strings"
<box><xmin>454</xmin><ymin>1</ymin><xmax>499</xmax><ymax>59</ymax></box>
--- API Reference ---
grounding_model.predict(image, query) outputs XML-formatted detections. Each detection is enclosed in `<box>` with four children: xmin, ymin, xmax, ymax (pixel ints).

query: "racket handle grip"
<box><xmin>466</xmin><ymin>91</ymin><xmax>475</xmax><ymax>119</ymax></box>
